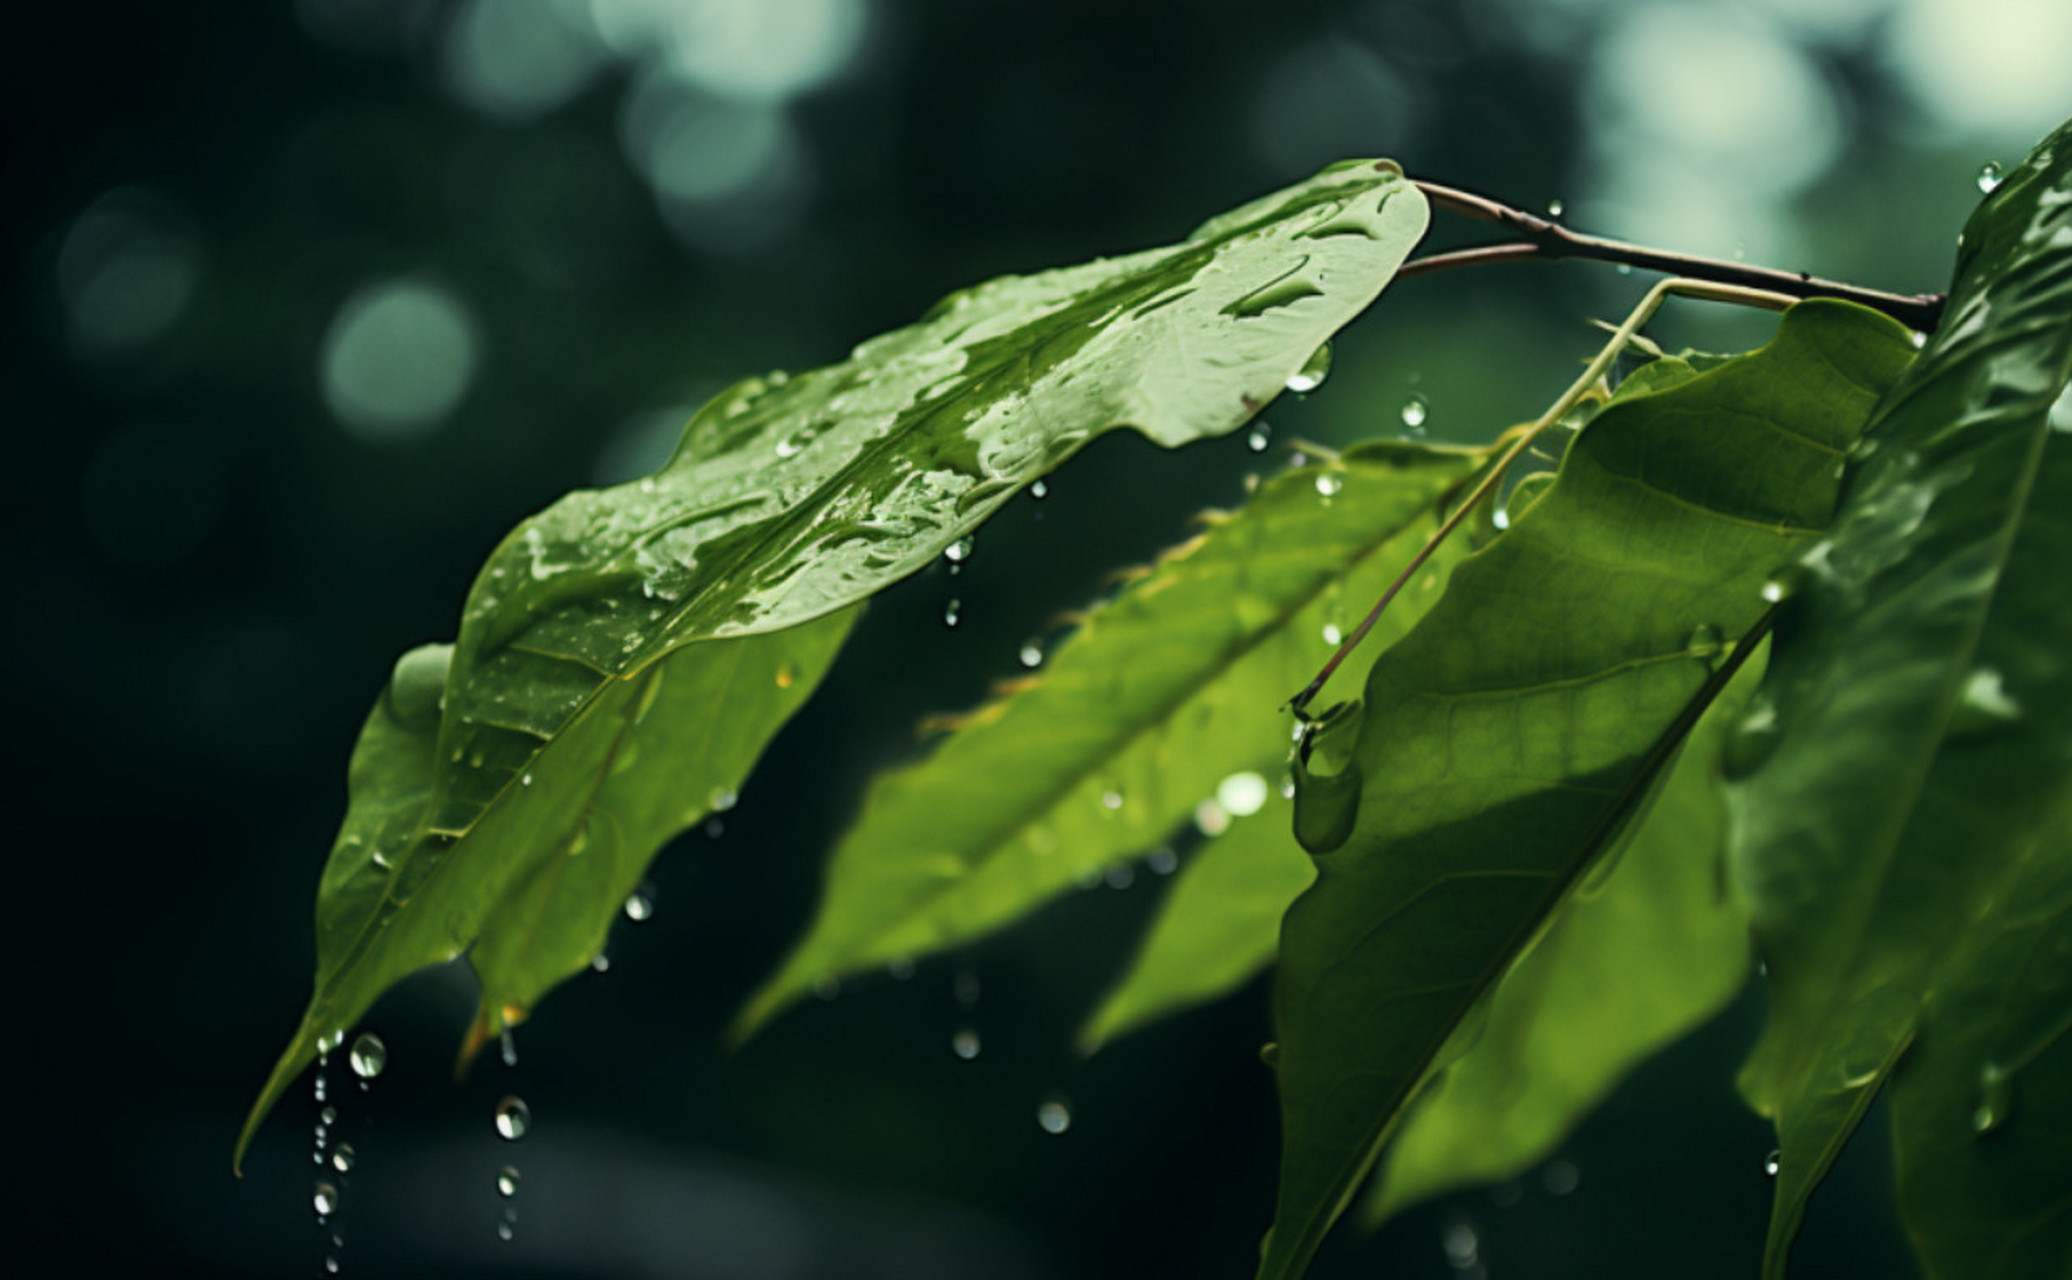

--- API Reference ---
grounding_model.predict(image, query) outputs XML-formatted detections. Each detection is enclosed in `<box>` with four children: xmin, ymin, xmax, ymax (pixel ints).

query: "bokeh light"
<box><xmin>319</xmin><ymin>278</ymin><xmax>482</xmax><ymax>439</ymax></box>
<box><xmin>56</xmin><ymin>188</ymin><xmax>202</xmax><ymax>354</ymax></box>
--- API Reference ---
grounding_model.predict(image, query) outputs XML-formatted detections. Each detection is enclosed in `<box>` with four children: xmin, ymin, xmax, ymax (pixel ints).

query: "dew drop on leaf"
<box><xmin>1314</xmin><ymin>473</ymin><xmax>1343</xmax><ymax>497</ymax></box>
<box><xmin>347</xmin><ymin>1033</ymin><xmax>387</xmax><ymax>1081</ymax></box>
<box><xmin>1018</xmin><ymin>640</ymin><xmax>1043</xmax><ymax>668</ymax></box>
<box><xmin>1286</xmin><ymin>343</ymin><xmax>1332</xmax><ymax>395</ymax></box>
<box><xmin>1321</xmin><ymin>622</ymin><xmax>1343</xmax><ymax>645</ymax></box>
<box><xmin>709</xmin><ymin>786</ymin><xmax>739</xmax><ymax>812</ymax></box>
<box><xmin>494</xmin><ymin>1096</ymin><xmax>530</xmax><ymax>1141</ymax></box>
<box><xmin>944</xmin><ymin>535</ymin><xmax>975</xmax><ymax>564</ymax></box>
<box><xmin>623</xmin><ymin>889</ymin><xmax>654</xmax><ymax>922</ymax></box>
<box><xmin>1763</xmin><ymin>1150</ymin><xmax>1781</xmax><ymax>1178</ymax></box>
<box><xmin>1977</xmin><ymin>160</ymin><xmax>2004</xmax><ymax>193</ymax></box>
<box><xmin>1400</xmin><ymin>393</ymin><xmax>1429</xmax><ymax>430</ymax></box>
<box><xmin>1100</xmin><ymin>788</ymin><xmax>1124</xmax><ymax>811</ymax></box>
<box><xmin>1036</xmin><ymin>1099</ymin><xmax>1072</xmax><ymax>1134</ymax></box>
<box><xmin>1029</xmin><ymin>479</ymin><xmax>1048</xmax><ymax>500</ymax></box>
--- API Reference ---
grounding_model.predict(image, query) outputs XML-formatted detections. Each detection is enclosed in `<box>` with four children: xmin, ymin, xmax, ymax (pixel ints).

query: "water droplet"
<box><xmin>1314</xmin><ymin>473</ymin><xmax>1343</xmax><ymax>498</ymax></box>
<box><xmin>500</xmin><ymin>1027</ymin><xmax>518</xmax><ymax>1068</ymax></box>
<box><xmin>520</xmin><ymin>773</ymin><xmax>533</xmax><ymax>787</ymax></box>
<box><xmin>314</xmin><ymin>1075</ymin><xmax>328</xmax><ymax>1103</ymax></box>
<box><xmin>943</xmin><ymin>598</ymin><xmax>962</xmax><ymax>628</ymax></box>
<box><xmin>952</xmin><ymin>1028</ymin><xmax>982</xmax><ymax>1059</ymax></box>
<box><xmin>1442</xmin><ymin>1217</ymin><xmax>1480</xmax><ymax>1269</ymax></box>
<box><xmin>1542</xmin><ymin>1159</ymin><xmax>1580</xmax><ymax>1195</ymax></box>
<box><xmin>709</xmin><ymin>786</ymin><xmax>739</xmax><ymax>812</ymax></box>
<box><xmin>313</xmin><ymin>1182</ymin><xmax>340</xmax><ymax>1218</ymax></box>
<box><xmin>1763</xmin><ymin>1150</ymin><xmax>1781</xmax><ymax>1178</ymax></box>
<box><xmin>1974</xmin><ymin>1061</ymin><xmax>2012</xmax><ymax>1132</ymax></box>
<box><xmin>1216</xmin><ymin>771</ymin><xmax>1270</xmax><ymax>817</ymax></box>
<box><xmin>497</xmin><ymin>1166</ymin><xmax>521</xmax><ymax>1197</ymax></box>
<box><xmin>1100</xmin><ymin>789</ymin><xmax>1124</xmax><ymax>811</ymax></box>
<box><xmin>331</xmin><ymin>1143</ymin><xmax>355</xmax><ymax>1174</ymax></box>
<box><xmin>590</xmin><ymin>953</ymin><xmax>610</xmax><ymax>973</ymax></box>
<box><xmin>1958</xmin><ymin>667</ymin><xmax>2021</xmax><ymax>724</ymax></box>
<box><xmin>497</xmin><ymin>1220</ymin><xmax>515</xmax><ymax>1242</ymax></box>
<box><xmin>325</xmin><ymin>1254</ymin><xmax>340</xmax><ymax>1274</ymax></box>
<box><xmin>944</xmin><ymin>535</ymin><xmax>975</xmax><ymax>564</ymax></box>
<box><xmin>1019</xmin><ymin>640</ymin><xmax>1043</xmax><ymax>668</ymax></box>
<box><xmin>347</xmin><ymin>1033</ymin><xmax>387</xmax><ymax>1081</ymax></box>
<box><xmin>320</xmin><ymin>1105</ymin><xmax>338</xmax><ymax>1127</ymax></box>
<box><xmin>1547</xmin><ymin>197</ymin><xmax>1565</xmax><ymax>218</ymax></box>
<box><xmin>1723</xmin><ymin>698</ymin><xmax>1782</xmax><ymax>779</ymax></box>
<box><xmin>1977</xmin><ymin>161</ymin><xmax>2004</xmax><ymax>193</ymax></box>
<box><xmin>1321</xmin><ymin>622</ymin><xmax>1343</xmax><ymax>646</ymax></box>
<box><xmin>1615</xmin><ymin>262</ymin><xmax>1633</xmax><ymax>276</ymax></box>
<box><xmin>1146</xmin><ymin>847</ymin><xmax>1178</xmax><ymax>875</ymax></box>
<box><xmin>623</xmin><ymin>890</ymin><xmax>654</xmax><ymax>922</ymax></box>
<box><xmin>1760</xmin><ymin>576</ymin><xmax>1791</xmax><ymax>603</ymax></box>
<box><xmin>774</xmin><ymin>435</ymin><xmax>803</xmax><ymax>459</ymax></box>
<box><xmin>1029</xmin><ymin>479</ymin><xmax>1049</xmax><ymax>500</ymax></box>
<box><xmin>1286</xmin><ymin>343</ymin><xmax>1332</xmax><ymax>395</ymax></box>
<box><xmin>1685</xmin><ymin>623</ymin><xmax>1724</xmax><ymax>660</ymax></box>
<box><xmin>494</xmin><ymin>1096</ymin><xmax>530</xmax><ymax>1141</ymax></box>
<box><xmin>1910</xmin><ymin>330</ymin><xmax>1929</xmax><ymax>350</ymax></box>
<box><xmin>1036</xmin><ymin>1099</ymin><xmax>1072</xmax><ymax>1134</ymax></box>
<box><xmin>1247</xmin><ymin>422</ymin><xmax>1273</xmax><ymax>452</ymax></box>
<box><xmin>1400</xmin><ymin>393</ymin><xmax>1429</xmax><ymax>431</ymax></box>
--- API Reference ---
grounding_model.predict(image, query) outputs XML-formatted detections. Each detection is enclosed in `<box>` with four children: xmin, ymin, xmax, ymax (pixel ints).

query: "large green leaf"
<box><xmin>1726</xmin><ymin>119</ymin><xmax>2072</xmax><ymax>1279</ymax></box>
<box><xmin>735</xmin><ymin>441</ymin><xmax>1482</xmax><ymax>1039</ymax></box>
<box><xmin>1364</xmin><ymin>652</ymin><xmax>1760</xmax><ymax>1222</ymax></box>
<box><xmin>240</xmin><ymin>159</ymin><xmax>1429</xmax><ymax>1167</ymax></box>
<box><xmin>1260</xmin><ymin>299</ymin><xmax>1919</xmax><ymax>1280</ymax></box>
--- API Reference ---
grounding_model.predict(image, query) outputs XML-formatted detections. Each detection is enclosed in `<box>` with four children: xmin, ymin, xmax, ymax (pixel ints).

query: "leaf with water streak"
<box><xmin>735</xmin><ymin>442</ymin><xmax>1481</xmax><ymax>1040</ymax></box>
<box><xmin>1724</xmin><ymin>118</ymin><xmax>2072</xmax><ymax>1279</ymax></box>
<box><xmin>238</xmin><ymin>161</ymin><xmax>1428</xmax><ymax>1167</ymax></box>
<box><xmin>1259</xmin><ymin>299</ymin><xmax>1918</xmax><ymax>1280</ymax></box>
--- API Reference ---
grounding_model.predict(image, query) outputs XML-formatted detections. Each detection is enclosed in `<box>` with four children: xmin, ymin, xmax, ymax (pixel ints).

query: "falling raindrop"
<box><xmin>1029</xmin><ymin>479</ymin><xmax>1049</xmax><ymax>500</ymax></box>
<box><xmin>952</xmin><ymin>1027</ymin><xmax>982</xmax><ymax>1060</ymax></box>
<box><xmin>1285</xmin><ymin>343</ymin><xmax>1332</xmax><ymax>395</ymax></box>
<box><xmin>497</xmin><ymin>1166</ymin><xmax>521</xmax><ymax>1197</ymax></box>
<box><xmin>1977</xmin><ymin>161</ymin><xmax>2004</xmax><ymax>193</ymax></box>
<box><xmin>494</xmin><ymin>1096</ymin><xmax>531</xmax><ymax>1141</ymax></box>
<box><xmin>331</xmin><ymin>1143</ymin><xmax>355</xmax><ymax>1175</ymax></box>
<box><xmin>497</xmin><ymin>1218</ymin><xmax>515</xmax><ymax>1242</ymax></box>
<box><xmin>1247</xmin><ymin>422</ymin><xmax>1273</xmax><ymax>452</ymax></box>
<box><xmin>1400</xmin><ymin>394</ymin><xmax>1429</xmax><ymax>432</ymax></box>
<box><xmin>500</xmin><ymin>1027</ymin><xmax>518</xmax><ymax>1068</ymax></box>
<box><xmin>1314</xmin><ymin>473</ymin><xmax>1343</xmax><ymax>498</ymax></box>
<box><xmin>591</xmin><ymin>953</ymin><xmax>610</xmax><ymax>973</ymax></box>
<box><xmin>1763</xmin><ymin>1150</ymin><xmax>1782</xmax><ymax>1178</ymax></box>
<box><xmin>1019</xmin><ymin>640</ymin><xmax>1044</xmax><ymax>668</ymax></box>
<box><xmin>324</xmin><ymin>1255</ymin><xmax>340</xmax><ymax>1274</ymax></box>
<box><xmin>1911</xmin><ymin>330</ymin><xmax>1929</xmax><ymax>350</ymax></box>
<box><xmin>944</xmin><ymin>535</ymin><xmax>975</xmax><ymax>565</ymax></box>
<box><xmin>347</xmin><ymin>1033</ymin><xmax>388</xmax><ymax>1081</ymax></box>
<box><xmin>943</xmin><ymin>598</ymin><xmax>963</xmax><ymax>628</ymax></box>
<box><xmin>1036</xmin><ymin>1099</ymin><xmax>1073</xmax><ymax>1134</ymax></box>
<box><xmin>320</xmin><ymin>1106</ymin><xmax>338</xmax><ymax>1127</ymax></box>
<box><xmin>313</xmin><ymin>1182</ymin><xmax>340</xmax><ymax>1219</ymax></box>
<box><xmin>623</xmin><ymin>890</ymin><xmax>654</xmax><ymax>922</ymax></box>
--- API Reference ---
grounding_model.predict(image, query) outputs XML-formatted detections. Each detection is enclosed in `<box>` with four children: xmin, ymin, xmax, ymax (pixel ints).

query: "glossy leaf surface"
<box><xmin>1365</xmin><ymin>655</ymin><xmax>1760</xmax><ymax>1221</ymax></box>
<box><xmin>240</xmin><ymin>161</ymin><xmax>1427</xmax><ymax>1164</ymax></box>
<box><xmin>1727</xmin><ymin>119</ymin><xmax>2072</xmax><ymax>1279</ymax></box>
<box><xmin>737</xmin><ymin>442</ymin><xmax>1481</xmax><ymax>1039</ymax></box>
<box><xmin>1261</xmin><ymin>300</ymin><xmax>1918</xmax><ymax>1280</ymax></box>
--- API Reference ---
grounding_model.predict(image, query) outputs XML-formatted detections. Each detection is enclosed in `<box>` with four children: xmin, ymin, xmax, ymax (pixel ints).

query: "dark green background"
<box><xmin>10</xmin><ymin>1</ymin><xmax>2055</xmax><ymax>1275</ymax></box>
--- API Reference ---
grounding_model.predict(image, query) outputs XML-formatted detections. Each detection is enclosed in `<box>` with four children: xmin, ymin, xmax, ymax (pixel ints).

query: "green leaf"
<box><xmin>1078</xmin><ymin>795</ymin><xmax>1314</xmax><ymax>1053</ymax></box>
<box><xmin>735</xmin><ymin>441</ymin><xmax>1482</xmax><ymax>1040</ymax></box>
<box><xmin>1723</xmin><ymin>120</ymin><xmax>2072</xmax><ymax>1279</ymax></box>
<box><xmin>1364</xmin><ymin>651</ymin><xmax>1761</xmax><ymax>1222</ymax></box>
<box><xmin>236</xmin><ymin>612</ymin><xmax>854</xmax><ymax>1169</ymax></box>
<box><xmin>1260</xmin><ymin>299</ymin><xmax>1919</xmax><ymax>1280</ymax></box>
<box><xmin>238</xmin><ymin>160</ymin><xmax>1427</xmax><ymax>1166</ymax></box>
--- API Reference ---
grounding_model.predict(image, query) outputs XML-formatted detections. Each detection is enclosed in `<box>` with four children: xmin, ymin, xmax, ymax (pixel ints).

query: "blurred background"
<box><xmin>10</xmin><ymin>0</ymin><xmax>2067</xmax><ymax>1276</ymax></box>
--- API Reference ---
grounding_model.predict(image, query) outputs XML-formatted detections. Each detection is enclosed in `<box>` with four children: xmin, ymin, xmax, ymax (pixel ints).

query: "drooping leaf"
<box><xmin>1078</xmin><ymin>794</ymin><xmax>1314</xmax><ymax>1053</ymax></box>
<box><xmin>1726</xmin><ymin>119</ymin><xmax>2072</xmax><ymax>1279</ymax></box>
<box><xmin>1364</xmin><ymin>651</ymin><xmax>1761</xmax><ymax>1222</ymax></box>
<box><xmin>237</xmin><ymin>611</ymin><xmax>855</xmax><ymax>1167</ymax></box>
<box><xmin>238</xmin><ymin>160</ymin><xmax>1428</xmax><ymax>1165</ymax></box>
<box><xmin>735</xmin><ymin>441</ymin><xmax>1483</xmax><ymax>1040</ymax></box>
<box><xmin>1259</xmin><ymin>299</ymin><xmax>1919</xmax><ymax>1280</ymax></box>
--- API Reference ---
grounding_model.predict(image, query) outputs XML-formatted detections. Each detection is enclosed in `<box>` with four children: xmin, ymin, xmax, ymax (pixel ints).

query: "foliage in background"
<box><xmin>245</xmin><ymin>114</ymin><xmax>2072</xmax><ymax>1280</ymax></box>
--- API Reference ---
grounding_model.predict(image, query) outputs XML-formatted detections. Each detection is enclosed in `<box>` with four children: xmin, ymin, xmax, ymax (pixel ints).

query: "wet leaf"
<box><xmin>1364</xmin><ymin>652</ymin><xmax>1760</xmax><ymax>1222</ymax></box>
<box><xmin>735</xmin><ymin>442</ymin><xmax>1481</xmax><ymax>1041</ymax></box>
<box><xmin>1727</xmin><ymin>120</ymin><xmax>2072</xmax><ymax>1280</ymax></box>
<box><xmin>1259</xmin><ymin>299</ymin><xmax>1918</xmax><ymax>1280</ymax></box>
<box><xmin>239</xmin><ymin>161</ymin><xmax>1428</xmax><ymax>1167</ymax></box>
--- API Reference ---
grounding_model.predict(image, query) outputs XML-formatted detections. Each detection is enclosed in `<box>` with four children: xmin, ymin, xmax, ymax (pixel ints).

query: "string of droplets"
<box><xmin>311</xmin><ymin>1033</ymin><xmax>387</xmax><ymax>1276</ymax></box>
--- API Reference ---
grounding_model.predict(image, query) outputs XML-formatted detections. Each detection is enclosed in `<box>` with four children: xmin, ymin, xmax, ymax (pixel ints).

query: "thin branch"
<box><xmin>1405</xmin><ymin>180</ymin><xmax>1947</xmax><ymax>332</ymax></box>
<box><xmin>1286</xmin><ymin>276</ymin><xmax>1798</xmax><ymax>717</ymax></box>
